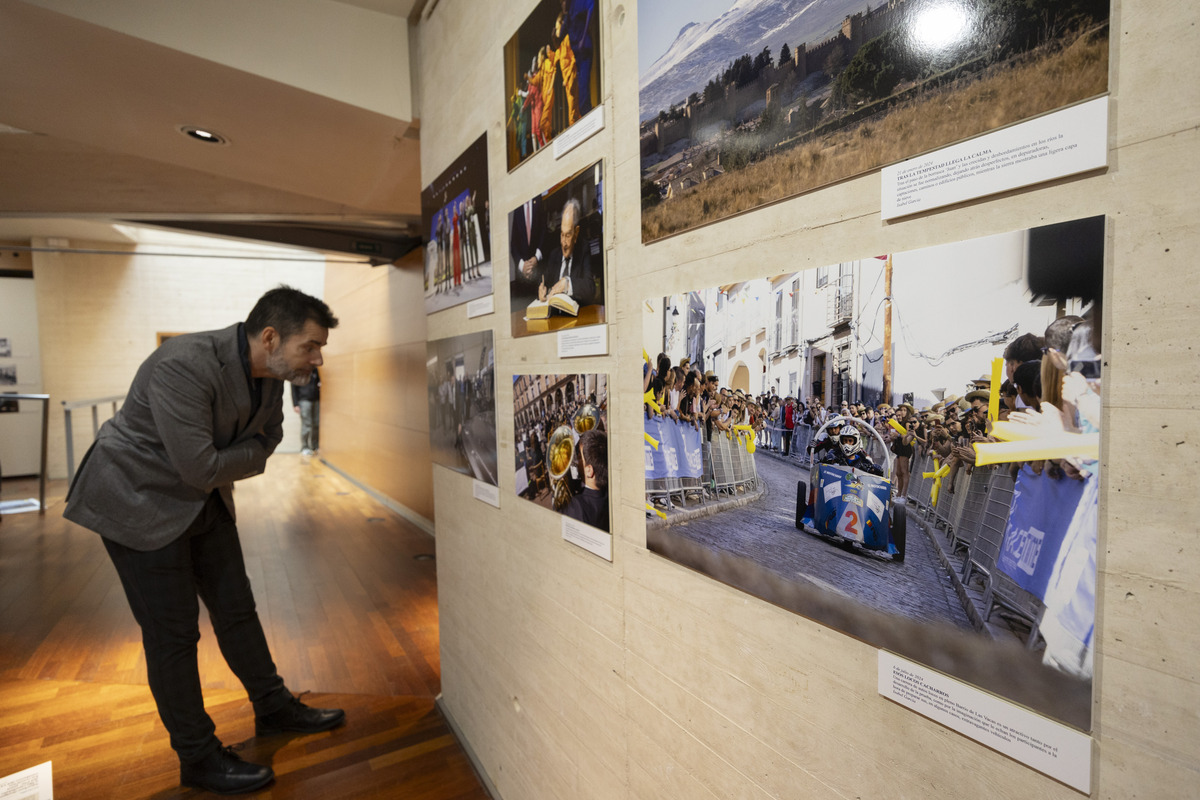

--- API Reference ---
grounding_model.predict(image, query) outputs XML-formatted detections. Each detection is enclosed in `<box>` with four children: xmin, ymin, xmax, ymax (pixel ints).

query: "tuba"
<box><xmin>572</xmin><ymin>402</ymin><xmax>600</xmax><ymax>435</ymax></box>
<box><xmin>546</xmin><ymin>424</ymin><xmax>576</xmax><ymax>510</ymax></box>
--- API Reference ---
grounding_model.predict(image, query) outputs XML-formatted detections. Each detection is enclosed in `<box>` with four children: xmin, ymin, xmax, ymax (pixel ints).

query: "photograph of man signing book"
<box><xmin>508</xmin><ymin>159</ymin><xmax>605</xmax><ymax>335</ymax></box>
<box><xmin>536</xmin><ymin>197</ymin><xmax>594</xmax><ymax>310</ymax></box>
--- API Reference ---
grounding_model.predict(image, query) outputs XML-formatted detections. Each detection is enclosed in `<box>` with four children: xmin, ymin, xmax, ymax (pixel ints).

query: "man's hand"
<box><xmin>521</xmin><ymin>257</ymin><xmax>539</xmax><ymax>279</ymax></box>
<box><xmin>293</xmin><ymin>405</ymin><xmax>300</xmax><ymax>414</ymax></box>
<box><xmin>547</xmin><ymin>277</ymin><xmax>569</xmax><ymax>297</ymax></box>
<box><xmin>538</xmin><ymin>279</ymin><xmax>547</xmax><ymax>302</ymax></box>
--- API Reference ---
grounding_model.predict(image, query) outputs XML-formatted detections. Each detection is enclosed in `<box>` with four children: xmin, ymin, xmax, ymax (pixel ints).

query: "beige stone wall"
<box><xmin>416</xmin><ymin>0</ymin><xmax>1200</xmax><ymax>796</ymax></box>
<box><xmin>32</xmin><ymin>239</ymin><xmax>324</xmax><ymax>477</ymax></box>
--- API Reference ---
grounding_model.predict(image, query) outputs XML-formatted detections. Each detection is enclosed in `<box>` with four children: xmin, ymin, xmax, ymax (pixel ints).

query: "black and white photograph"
<box><xmin>638</xmin><ymin>0</ymin><xmax>1110</xmax><ymax>241</ymax></box>
<box><xmin>508</xmin><ymin>159</ymin><xmax>605</xmax><ymax>338</ymax></box>
<box><xmin>421</xmin><ymin>133</ymin><xmax>493</xmax><ymax>315</ymax></box>
<box><xmin>426</xmin><ymin>331</ymin><xmax>498</xmax><ymax>485</ymax></box>
<box><xmin>504</xmin><ymin>0</ymin><xmax>601</xmax><ymax>170</ymax></box>
<box><xmin>0</xmin><ymin>337</ymin><xmax>11</xmax><ymax>358</ymax></box>
<box><xmin>0</xmin><ymin>365</ymin><xmax>16</xmax><ymax>386</ymax></box>
<box><xmin>643</xmin><ymin>216</ymin><xmax>1104</xmax><ymax>730</ymax></box>
<box><xmin>513</xmin><ymin>373</ymin><xmax>609</xmax><ymax>532</ymax></box>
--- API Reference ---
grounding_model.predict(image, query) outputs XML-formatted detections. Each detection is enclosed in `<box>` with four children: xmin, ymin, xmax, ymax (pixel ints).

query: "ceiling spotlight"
<box><xmin>179</xmin><ymin>125</ymin><xmax>229</xmax><ymax>145</ymax></box>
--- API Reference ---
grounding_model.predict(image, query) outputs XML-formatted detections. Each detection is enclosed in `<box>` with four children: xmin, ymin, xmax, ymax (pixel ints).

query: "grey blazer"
<box><xmin>64</xmin><ymin>323</ymin><xmax>284</xmax><ymax>550</ymax></box>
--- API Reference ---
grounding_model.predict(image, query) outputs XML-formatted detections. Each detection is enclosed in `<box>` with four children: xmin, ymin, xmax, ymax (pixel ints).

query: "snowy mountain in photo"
<box><xmin>639</xmin><ymin>0</ymin><xmax>862</xmax><ymax>122</ymax></box>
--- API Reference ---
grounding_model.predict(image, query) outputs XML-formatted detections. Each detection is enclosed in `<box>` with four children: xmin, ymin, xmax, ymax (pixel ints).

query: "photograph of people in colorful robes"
<box><xmin>421</xmin><ymin>133</ymin><xmax>493</xmax><ymax>315</ymax></box>
<box><xmin>642</xmin><ymin>216</ymin><xmax>1104</xmax><ymax>732</ymax></box>
<box><xmin>504</xmin><ymin>0</ymin><xmax>601</xmax><ymax>170</ymax></box>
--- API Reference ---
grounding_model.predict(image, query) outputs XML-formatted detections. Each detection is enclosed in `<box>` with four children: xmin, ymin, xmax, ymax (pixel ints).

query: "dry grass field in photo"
<box><xmin>642</xmin><ymin>30</ymin><xmax>1109</xmax><ymax>243</ymax></box>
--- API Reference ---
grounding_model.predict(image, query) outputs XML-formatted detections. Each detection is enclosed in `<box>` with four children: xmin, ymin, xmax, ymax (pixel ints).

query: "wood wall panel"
<box><xmin>320</xmin><ymin>252</ymin><xmax>435</xmax><ymax>524</ymax></box>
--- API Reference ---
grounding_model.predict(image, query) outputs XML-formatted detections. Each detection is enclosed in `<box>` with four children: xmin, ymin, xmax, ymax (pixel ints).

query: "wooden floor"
<box><xmin>0</xmin><ymin>457</ymin><xmax>489</xmax><ymax>799</ymax></box>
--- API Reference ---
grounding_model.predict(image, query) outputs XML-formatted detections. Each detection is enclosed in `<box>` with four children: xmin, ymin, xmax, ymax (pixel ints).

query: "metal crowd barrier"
<box><xmin>905</xmin><ymin>449</ymin><xmax>1045</xmax><ymax>648</ymax></box>
<box><xmin>760</xmin><ymin>421</ymin><xmax>814</xmax><ymax>466</ymax></box>
<box><xmin>707</xmin><ymin>431</ymin><xmax>759</xmax><ymax>497</ymax></box>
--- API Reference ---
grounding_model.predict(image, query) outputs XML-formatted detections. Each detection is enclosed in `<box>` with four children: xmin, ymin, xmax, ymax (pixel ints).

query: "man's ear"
<box><xmin>260</xmin><ymin>326</ymin><xmax>280</xmax><ymax>352</ymax></box>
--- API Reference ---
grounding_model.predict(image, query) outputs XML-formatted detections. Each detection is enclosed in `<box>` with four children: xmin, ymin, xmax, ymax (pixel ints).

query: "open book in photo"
<box><xmin>526</xmin><ymin>293</ymin><xmax>580</xmax><ymax>320</ymax></box>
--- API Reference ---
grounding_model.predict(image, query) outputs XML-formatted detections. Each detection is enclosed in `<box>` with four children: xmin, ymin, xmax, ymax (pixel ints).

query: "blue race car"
<box><xmin>795</xmin><ymin>416</ymin><xmax>906</xmax><ymax>562</ymax></box>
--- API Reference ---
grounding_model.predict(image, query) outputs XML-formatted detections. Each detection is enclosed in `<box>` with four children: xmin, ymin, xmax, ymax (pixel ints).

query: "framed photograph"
<box><xmin>503</xmin><ymin>0</ymin><xmax>601</xmax><ymax>170</ymax></box>
<box><xmin>426</xmin><ymin>330</ymin><xmax>498</xmax><ymax>485</ymax></box>
<box><xmin>644</xmin><ymin>216</ymin><xmax>1104</xmax><ymax>731</ymax></box>
<box><xmin>0</xmin><ymin>393</ymin><xmax>18</xmax><ymax>413</ymax></box>
<box><xmin>508</xmin><ymin>159</ymin><xmax>605</xmax><ymax>338</ymax></box>
<box><xmin>513</xmin><ymin>373</ymin><xmax>609</xmax><ymax>532</ymax></box>
<box><xmin>421</xmin><ymin>133</ymin><xmax>494</xmax><ymax>315</ymax></box>
<box><xmin>0</xmin><ymin>365</ymin><xmax>16</xmax><ymax>386</ymax></box>
<box><xmin>638</xmin><ymin>0</ymin><xmax>1110</xmax><ymax>241</ymax></box>
<box><xmin>0</xmin><ymin>337</ymin><xmax>11</xmax><ymax>358</ymax></box>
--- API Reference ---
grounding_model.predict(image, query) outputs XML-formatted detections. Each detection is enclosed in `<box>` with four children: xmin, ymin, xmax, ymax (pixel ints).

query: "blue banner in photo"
<box><xmin>997</xmin><ymin>466</ymin><xmax>1089</xmax><ymax>601</ymax></box>
<box><xmin>645</xmin><ymin>417</ymin><xmax>705</xmax><ymax>480</ymax></box>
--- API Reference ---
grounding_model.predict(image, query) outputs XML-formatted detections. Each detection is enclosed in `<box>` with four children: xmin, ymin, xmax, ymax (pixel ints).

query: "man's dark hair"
<box><xmin>578</xmin><ymin>430</ymin><xmax>608</xmax><ymax>490</ymax></box>
<box><xmin>1044</xmin><ymin>315</ymin><xmax>1083</xmax><ymax>353</ymax></box>
<box><xmin>1013</xmin><ymin>361</ymin><xmax>1042</xmax><ymax>400</ymax></box>
<box><xmin>1003</xmin><ymin>332</ymin><xmax>1044</xmax><ymax>363</ymax></box>
<box><xmin>246</xmin><ymin>285</ymin><xmax>339</xmax><ymax>339</ymax></box>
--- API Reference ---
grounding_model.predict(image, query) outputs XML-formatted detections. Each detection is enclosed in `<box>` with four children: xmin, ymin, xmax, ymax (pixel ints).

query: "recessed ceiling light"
<box><xmin>179</xmin><ymin>125</ymin><xmax>229</xmax><ymax>145</ymax></box>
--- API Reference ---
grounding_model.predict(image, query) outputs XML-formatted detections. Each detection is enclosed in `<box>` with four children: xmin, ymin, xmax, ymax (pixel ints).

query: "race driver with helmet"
<box><xmin>824</xmin><ymin>425</ymin><xmax>883</xmax><ymax>476</ymax></box>
<box><xmin>802</xmin><ymin>418</ymin><xmax>882</xmax><ymax>526</ymax></box>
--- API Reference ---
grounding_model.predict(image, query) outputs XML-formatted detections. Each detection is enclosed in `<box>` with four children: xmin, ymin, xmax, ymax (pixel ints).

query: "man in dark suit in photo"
<box><xmin>64</xmin><ymin>286</ymin><xmax>346</xmax><ymax>795</ymax></box>
<box><xmin>538</xmin><ymin>197</ymin><xmax>596</xmax><ymax>306</ymax></box>
<box><xmin>510</xmin><ymin>193</ymin><xmax>545</xmax><ymax>287</ymax></box>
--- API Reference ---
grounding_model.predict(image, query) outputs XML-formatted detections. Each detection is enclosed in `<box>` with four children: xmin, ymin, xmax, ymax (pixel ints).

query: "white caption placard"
<box><xmin>562</xmin><ymin>516</ymin><xmax>612</xmax><ymax>561</ymax></box>
<box><xmin>879</xmin><ymin>651</ymin><xmax>1091</xmax><ymax>793</ymax></box>
<box><xmin>472</xmin><ymin>479</ymin><xmax>500</xmax><ymax>508</ymax></box>
<box><xmin>881</xmin><ymin>97</ymin><xmax>1108</xmax><ymax>220</ymax></box>
<box><xmin>553</xmin><ymin>105</ymin><xmax>605</xmax><ymax>159</ymax></box>
<box><xmin>558</xmin><ymin>324</ymin><xmax>608</xmax><ymax>358</ymax></box>
<box><xmin>466</xmin><ymin>295</ymin><xmax>494</xmax><ymax>318</ymax></box>
<box><xmin>0</xmin><ymin>760</ymin><xmax>53</xmax><ymax>799</ymax></box>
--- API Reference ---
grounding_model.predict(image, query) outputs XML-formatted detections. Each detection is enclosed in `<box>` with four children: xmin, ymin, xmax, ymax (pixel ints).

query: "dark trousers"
<box><xmin>782</xmin><ymin>428</ymin><xmax>793</xmax><ymax>455</ymax></box>
<box><xmin>103</xmin><ymin>492</ymin><xmax>290</xmax><ymax>764</ymax></box>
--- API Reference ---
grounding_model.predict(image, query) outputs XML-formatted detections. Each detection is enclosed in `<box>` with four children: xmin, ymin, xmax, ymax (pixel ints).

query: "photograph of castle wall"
<box><xmin>638</xmin><ymin>0</ymin><xmax>1110</xmax><ymax>242</ymax></box>
<box><xmin>642</xmin><ymin>216</ymin><xmax>1104</xmax><ymax>730</ymax></box>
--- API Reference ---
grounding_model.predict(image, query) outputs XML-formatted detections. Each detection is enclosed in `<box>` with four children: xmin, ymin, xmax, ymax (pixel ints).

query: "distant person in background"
<box><xmin>291</xmin><ymin>368</ymin><xmax>321</xmax><ymax>456</ymax></box>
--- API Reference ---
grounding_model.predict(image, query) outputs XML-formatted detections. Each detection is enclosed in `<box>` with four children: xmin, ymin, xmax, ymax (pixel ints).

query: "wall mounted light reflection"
<box><xmin>909</xmin><ymin>1</ymin><xmax>973</xmax><ymax>56</ymax></box>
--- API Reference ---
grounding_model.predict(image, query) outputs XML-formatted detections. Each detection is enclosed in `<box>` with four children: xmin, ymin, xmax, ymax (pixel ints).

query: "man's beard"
<box><xmin>266</xmin><ymin>349</ymin><xmax>312</xmax><ymax>384</ymax></box>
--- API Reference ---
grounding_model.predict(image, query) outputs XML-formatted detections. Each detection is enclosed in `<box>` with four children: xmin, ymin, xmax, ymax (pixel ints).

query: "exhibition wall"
<box><xmin>405</xmin><ymin>0</ymin><xmax>1199</xmax><ymax>796</ymax></box>
<box><xmin>30</xmin><ymin>237</ymin><xmax>324</xmax><ymax>478</ymax></box>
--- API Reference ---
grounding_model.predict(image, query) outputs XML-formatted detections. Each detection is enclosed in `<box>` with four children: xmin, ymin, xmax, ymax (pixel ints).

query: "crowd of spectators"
<box><xmin>644</xmin><ymin>308</ymin><xmax>1102</xmax><ymax>499</ymax></box>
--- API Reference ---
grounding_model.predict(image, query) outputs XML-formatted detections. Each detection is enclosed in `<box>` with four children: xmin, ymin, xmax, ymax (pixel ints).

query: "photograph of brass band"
<box><xmin>513</xmin><ymin>373</ymin><xmax>609</xmax><ymax>532</ymax></box>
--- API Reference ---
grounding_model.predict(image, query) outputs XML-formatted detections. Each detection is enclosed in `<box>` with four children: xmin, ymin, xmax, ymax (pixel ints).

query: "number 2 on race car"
<box><xmin>835</xmin><ymin>507</ymin><xmax>863</xmax><ymax>541</ymax></box>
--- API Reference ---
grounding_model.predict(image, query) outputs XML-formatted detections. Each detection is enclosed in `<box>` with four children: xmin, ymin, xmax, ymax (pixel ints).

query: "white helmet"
<box><xmin>838</xmin><ymin>426</ymin><xmax>863</xmax><ymax>458</ymax></box>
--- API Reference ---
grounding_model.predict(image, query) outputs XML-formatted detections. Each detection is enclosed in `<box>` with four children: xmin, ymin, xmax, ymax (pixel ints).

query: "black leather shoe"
<box><xmin>255</xmin><ymin>694</ymin><xmax>345</xmax><ymax>736</ymax></box>
<box><xmin>180</xmin><ymin>746</ymin><xmax>274</xmax><ymax>795</ymax></box>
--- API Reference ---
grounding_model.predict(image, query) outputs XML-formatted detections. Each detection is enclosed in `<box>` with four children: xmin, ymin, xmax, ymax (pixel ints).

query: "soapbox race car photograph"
<box><xmin>795</xmin><ymin>416</ymin><xmax>906</xmax><ymax>562</ymax></box>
